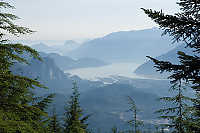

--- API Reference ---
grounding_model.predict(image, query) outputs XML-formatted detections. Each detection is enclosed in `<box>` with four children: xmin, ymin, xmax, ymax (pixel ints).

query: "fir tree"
<box><xmin>155</xmin><ymin>81</ymin><xmax>192</xmax><ymax>133</ymax></box>
<box><xmin>63</xmin><ymin>82</ymin><xmax>90</xmax><ymax>133</ymax></box>
<box><xmin>127</xmin><ymin>96</ymin><xmax>143</xmax><ymax>133</ymax></box>
<box><xmin>111</xmin><ymin>126</ymin><xmax>118</xmax><ymax>133</ymax></box>
<box><xmin>142</xmin><ymin>0</ymin><xmax>200</xmax><ymax>132</ymax></box>
<box><xmin>0</xmin><ymin>1</ymin><xmax>53</xmax><ymax>132</ymax></box>
<box><xmin>161</xmin><ymin>127</ymin><xmax>165</xmax><ymax>133</ymax></box>
<box><xmin>48</xmin><ymin>106</ymin><xmax>62</xmax><ymax>133</ymax></box>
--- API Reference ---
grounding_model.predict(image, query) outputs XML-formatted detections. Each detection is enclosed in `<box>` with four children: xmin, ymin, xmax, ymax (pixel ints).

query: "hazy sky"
<box><xmin>11</xmin><ymin>0</ymin><xmax>178</xmax><ymax>40</ymax></box>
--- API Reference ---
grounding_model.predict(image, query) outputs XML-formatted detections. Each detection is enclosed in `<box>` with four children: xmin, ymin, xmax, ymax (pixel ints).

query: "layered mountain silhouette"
<box><xmin>31</xmin><ymin>43</ymin><xmax>56</xmax><ymax>53</ymax></box>
<box><xmin>31</xmin><ymin>40</ymin><xmax>81</xmax><ymax>55</ymax></box>
<box><xmin>68</xmin><ymin>28</ymin><xmax>175</xmax><ymax>63</ymax></box>
<box><xmin>46</xmin><ymin>53</ymin><xmax>109</xmax><ymax>71</ymax></box>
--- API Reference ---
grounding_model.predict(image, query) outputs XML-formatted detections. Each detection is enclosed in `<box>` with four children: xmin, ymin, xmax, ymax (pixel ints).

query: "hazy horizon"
<box><xmin>11</xmin><ymin>0</ymin><xmax>178</xmax><ymax>41</ymax></box>
<box><xmin>13</xmin><ymin>27</ymin><xmax>158</xmax><ymax>45</ymax></box>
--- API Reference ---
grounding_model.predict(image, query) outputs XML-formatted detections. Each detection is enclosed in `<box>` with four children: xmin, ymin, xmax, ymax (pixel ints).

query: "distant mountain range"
<box><xmin>67</xmin><ymin>28</ymin><xmax>176</xmax><ymax>63</ymax></box>
<box><xmin>134</xmin><ymin>45</ymin><xmax>194</xmax><ymax>78</ymax></box>
<box><xmin>40</xmin><ymin>52</ymin><xmax>109</xmax><ymax>71</ymax></box>
<box><xmin>52</xmin><ymin>40</ymin><xmax>82</xmax><ymax>54</ymax></box>
<box><xmin>31</xmin><ymin>43</ymin><xmax>56</xmax><ymax>53</ymax></box>
<box><xmin>31</xmin><ymin>40</ymin><xmax>81</xmax><ymax>55</ymax></box>
<box><xmin>30</xmin><ymin>28</ymin><xmax>177</xmax><ymax>64</ymax></box>
<box><xmin>31</xmin><ymin>41</ymin><xmax>109</xmax><ymax>71</ymax></box>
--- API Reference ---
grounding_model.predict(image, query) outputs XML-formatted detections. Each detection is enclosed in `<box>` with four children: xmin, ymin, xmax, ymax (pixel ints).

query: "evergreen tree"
<box><xmin>142</xmin><ymin>0</ymin><xmax>200</xmax><ymax>132</ymax></box>
<box><xmin>155</xmin><ymin>81</ymin><xmax>192</xmax><ymax>133</ymax></box>
<box><xmin>111</xmin><ymin>126</ymin><xmax>118</xmax><ymax>133</ymax></box>
<box><xmin>63</xmin><ymin>82</ymin><xmax>90</xmax><ymax>133</ymax></box>
<box><xmin>0</xmin><ymin>1</ymin><xmax>53</xmax><ymax>132</ymax></box>
<box><xmin>154</xmin><ymin>125</ymin><xmax>160</xmax><ymax>133</ymax></box>
<box><xmin>161</xmin><ymin>127</ymin><xmax>165</xmax><ymax>133</ymax></box>
<box><xmin>127</xmin><ymin>96</ymin><xmax>143</xmax><ymax>133</ymax></box>
<box><xmin>48</xmin><ymin>106</ymin><xmax>62</xmax><ymax>133</ymax></box>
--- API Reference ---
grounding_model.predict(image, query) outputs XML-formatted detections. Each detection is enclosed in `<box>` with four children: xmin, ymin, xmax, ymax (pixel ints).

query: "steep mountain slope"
<box><xmin>12</xmin><ymin>56</ymin><xmax>103</xmax><ymax>95</ymax></box>
<box><xmin>46</xmin><ymin>53</ymin><xmax>75</xmax><ymax>70</ymax></box>
<box><xmin>13</xmin><ymin>56</ymin><xmax>72</xmax><ymax>94</ymax></box>
<box><xmin>68</xmin><ymin>28</ymin><xmax>175</xmax><ymax>63</ymax></box>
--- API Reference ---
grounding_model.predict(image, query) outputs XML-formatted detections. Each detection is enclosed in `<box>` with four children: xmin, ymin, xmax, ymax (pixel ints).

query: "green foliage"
<box><xmin>109</xmin><ymin>126</ymin><xmax>128</xmax><ymax>133</ymax></box>
<box><xmin>0</xmin><ymin>2</ymin><xmax>33</xmax><ymax>40</ymax></box>
<box><xmin>34</xmin><ymin>94</ymin><xmax>55</xmax><ymax>112</ymax></box>
<box><xmin>155</xmin><ymin>82</ymin><xmax>192</xmax><ymax>133</ymax></box>
<box><xmin>0</xmin><ymin>1</ymin><xmax>53</xmax><ymax>132</ymax></box>
<box><xmin>63</xmin><ymin>82</ymin><xmax>90</xmax><ymax>133</ymax></box>
<box><xmin>111</xmin><ymin>126</ymin><xmax>118</xmax><ymax>133</ymax></box>
<box><xmin>142</xmin><ymin>0</ymin><xmax>200</xmax><ymax>132</ymax></box>
<box><xmin>48</xmin><ymin>106</ymin><xmax>62</xmax><ymax>133</ymax></box>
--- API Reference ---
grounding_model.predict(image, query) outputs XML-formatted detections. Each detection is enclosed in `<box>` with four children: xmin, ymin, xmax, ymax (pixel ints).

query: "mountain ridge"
<box><xmin>67</xmin><ymin>28</ymin><xmax>176</xmax><ymax>63</ymax></box>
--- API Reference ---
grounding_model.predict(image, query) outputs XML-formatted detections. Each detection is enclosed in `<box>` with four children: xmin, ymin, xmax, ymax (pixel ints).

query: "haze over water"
<box><xmin>65</xmin><ymin>62</ymin><xmax>142</xmax><ymax>81</ymax></box>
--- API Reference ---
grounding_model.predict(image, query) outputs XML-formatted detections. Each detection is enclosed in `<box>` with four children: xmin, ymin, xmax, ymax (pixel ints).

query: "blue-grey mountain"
<box><xmin>31</xmin><ymin>40</ymin><xmax>82</xmax><ymax>55</ymax></box>
<box><xmin>46</xmin><ymin>53</ymin><xmax>109</xmax><ymax>71</ymax></box>
<box><xmin>68</xmin><ymin>28</ymin><xmax>175</xmax><ymax>63</ymax></box>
